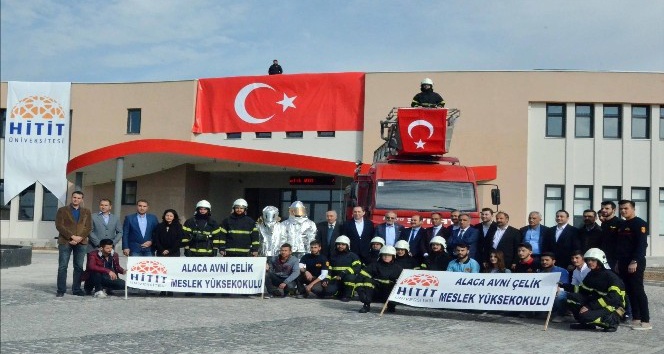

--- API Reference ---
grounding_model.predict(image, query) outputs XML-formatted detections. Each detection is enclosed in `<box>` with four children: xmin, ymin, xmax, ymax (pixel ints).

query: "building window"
<box><xmin>317</xmin><ymin>131</ymin><xmax>335</xmax><ymax>138</ymax></box>
<box><xmin>546</xmin><ymin>104</ymin><xmax>566</xmax><ymax>137</ymax></box>
<box><xmin>122</xmin><ymin>181</ymin><xmax>137</xmax><ymax>205</ymax></box>
<box><xmin>286</xmin><ymin>131</ymin><xmax>303</xmax><ymax>138</ymax></box>
<box><xmin>226</xmin><ymin>132</ymin><xmax>241</xmax><ymax>139</ymax></box>
<box><xmin>631</xmin><ymin>105</ymin><xmax>650</xmax><ymax>139</ymax></box>
<box><xmin>660</xmin><ymin>107</ymin><xmax>664</xmax><ymax>140</ymax></box>
<box><xmin>603</xmin><ymin>105</ymin><xmax>622</xmax><ymax>138</ymax></box>
<box><xmin>42</xmin><ymin>187</ymin><xmax>59</xmax><ymax>221</ymax></box>
<box><xmin>127</xmin><ymin>109</ymin><xmax>141</xmax><ymax>134</ymax></box>
<box><xmin>573</xmin><ymin>186</ymin><xmax>593</xmax><ymax>227</ymax></box>
<box><xmin>18</xmin><ymin>184</ymin><xmax>36</xmax><ymax>221</ymax></box>
<box><xmin>1</xmin><ymin>108</ymin><xmax>6</xmax><ymax>138</ymax></box>
<box><xmin>659</xmin><ymin>189</ymin><xmax>664</xmax><ymax>236</ymax></box>
<box><xmin>0</xmin><ymin>180</ymin><xmax>10</xmax><ymax>220</ymax></box>
<box><xmin>255</xmin><ymin>132</ymin><xmax>271</xmax><ymax>139</ymax></box>
<box><xmin>575</xmin><ymin>104</ymin><xmax>594</xmax><ymax>138</ymax></box>
<box><xmin>631</xmin><ymin>187</ymin><xmax>649</xmax><ymax>222</ymax></box>
<box><xmin>544</xmin><ymin>185</ymin><xmax>564</xmax><ymax>227</ymax></box>
<box><xmin>280</xmin><ymin>189</ymin><xmax>344</xmax><ymax>222</ymax></box>
<box><xmin>602</xmin><ymin>186</ymin><xmax>622</xmax><ymax>217</ymax></box>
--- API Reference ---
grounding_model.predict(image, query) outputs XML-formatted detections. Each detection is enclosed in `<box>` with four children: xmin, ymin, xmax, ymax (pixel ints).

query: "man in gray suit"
<box><xmin>88</xmin><ymin>198</ymin><xmax>123</xmax><ymax>252</ymax></box>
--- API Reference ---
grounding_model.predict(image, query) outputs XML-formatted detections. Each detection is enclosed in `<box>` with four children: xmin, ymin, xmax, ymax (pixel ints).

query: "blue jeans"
<box><xmin>132</xmin><ymin>248</ymin><xmax>153</xmax><ymax>256</ymax></box>
<box><xmin>57</xmin><ymin>243</ymin><xmax>87</xmax><ymax>293</ymax></box>
<box><xmin>554</xmin><ymin>290</ymin><xmax>568</xmax><ymax>316</ymax></box>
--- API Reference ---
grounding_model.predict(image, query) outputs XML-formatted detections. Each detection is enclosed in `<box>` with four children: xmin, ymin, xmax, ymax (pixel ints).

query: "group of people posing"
<box><xmin>55</xmin><ymin>191</ymin><xmax>650</xmax><ymax>332</ymax></box>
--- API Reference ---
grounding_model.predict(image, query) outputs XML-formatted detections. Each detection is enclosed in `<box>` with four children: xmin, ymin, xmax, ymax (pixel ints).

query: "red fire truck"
<box><xmin>346</xmin><ymin>107</ymin><xmax>499</xmax><ymax>227</ymax></box>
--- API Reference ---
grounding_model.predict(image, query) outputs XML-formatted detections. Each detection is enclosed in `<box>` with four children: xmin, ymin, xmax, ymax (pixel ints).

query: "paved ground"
<box><xmin>1</xmin><ymin>251</ymin><xmax>663</xmax><ymax>354</ymax></box>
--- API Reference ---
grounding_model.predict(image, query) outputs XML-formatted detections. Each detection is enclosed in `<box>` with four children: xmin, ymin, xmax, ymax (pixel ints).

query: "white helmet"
<box><xmin>335</xmin><ymin>235</ymin><xmax>351</xmax><ymax>246</ymax></box>
<box><xmin>584</xmin><ymin>248</ymin><xmax>610</xmax><ymax>269</ymax></box>
<box><xmin>370</xmin><ymin>237</ymin><xmax>386</xmax><ymax>246</ymax></box>
<box><xmin>232</xmin><ymin>198</ymin><xmax>248</xmax><ymax>209</ymax></box>
<box><xmin>196</xmin><ymin>200</ymin><xmax>212</xmax><ymax>210</ymax></box>
<box><xmin>421</xmin><ymin>78</ymin><xmax>434</xmax><ymax>86</ymax></box>
<box><xmin>289</xmin><ymin>201</ymin><xmax>307</xmax><ymax>217</ymax></box>
<box><xmin>394</xmin><ymin>240</ymin><xmax>410</xmax><ymax>252</ymax></box>
<box><xmin>430</xmin><ymin>236</ymin><xmax>447</xmax><ymax>248</ymax></box>
<box><xmin>379</xmin><ymin>245</ymin><xmax>397</xmax><ymax>256</ymax></box>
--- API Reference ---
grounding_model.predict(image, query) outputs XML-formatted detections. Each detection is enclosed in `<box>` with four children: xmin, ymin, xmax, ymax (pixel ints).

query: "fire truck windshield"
<box><xmin>375</xmin><ymin>180</ymin><xmax>477</xmax><ymax>212</ymax></box>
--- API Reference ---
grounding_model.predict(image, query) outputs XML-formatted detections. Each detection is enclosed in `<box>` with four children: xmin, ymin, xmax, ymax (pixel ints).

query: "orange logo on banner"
<box><xmin>10</xmin><ymin>95</ymin><xmax>65</xmax><ymax>119</ymax></box>
<box><xmin>131</xmin><ymin>260</ymin><xmax>168</xmax><ymax>275</ymax></box>
<box><xmin>400</xmin><ymin>273</ymin><xmax>440</xmax><ymax>287</ymax></box>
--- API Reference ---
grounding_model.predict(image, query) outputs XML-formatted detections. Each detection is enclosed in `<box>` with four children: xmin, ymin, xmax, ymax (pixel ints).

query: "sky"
<box><xmin>1</xmin><ymin>0</ymin><xmax>663</xmax><ymax>83</ymax></box>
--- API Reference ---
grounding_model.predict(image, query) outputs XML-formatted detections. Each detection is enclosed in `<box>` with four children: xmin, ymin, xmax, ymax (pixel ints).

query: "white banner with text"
<box><xmin>4</xmin><ymin>81</ymin><xmax>71</xmax><ymax>205</ymax></box>
<box><xmin>126</xmin><ymin>257</ymin><xmax>266</xmax><ymax>294</ymax></box>
<box><xmin>387</xmin><ymin>270</ymin><xmax>559</xmax><ymax>311</ymax></box>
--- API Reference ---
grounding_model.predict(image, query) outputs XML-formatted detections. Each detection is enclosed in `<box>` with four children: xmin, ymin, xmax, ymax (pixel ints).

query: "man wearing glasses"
<box><xmin>374</xmin><ymin>211</ymin><xmax>404</xmax><ymax>247</ymax></box>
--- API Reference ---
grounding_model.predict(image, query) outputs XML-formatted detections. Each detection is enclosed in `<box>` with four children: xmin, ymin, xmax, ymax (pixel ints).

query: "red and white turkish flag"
<box><xmin>193</xmin><ymin>72</ymin><xmax>365</xmax><ymax>133</ymax></box>
<box><xmin>396</xmin><ymin>108</ymin><xmax>448</xmax><ymax>155</ymax></box>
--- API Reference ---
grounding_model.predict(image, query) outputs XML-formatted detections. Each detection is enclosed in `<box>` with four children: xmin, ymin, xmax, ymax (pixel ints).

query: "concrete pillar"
<box><xmin>114</xmin><ymin>157</ymin><xmax>124</xmax><ymax>214</ymax></box>
<box><xmin>75</xmin><ymin>172</ymin><xmax>83</xmax><ymax>192</ymax></box>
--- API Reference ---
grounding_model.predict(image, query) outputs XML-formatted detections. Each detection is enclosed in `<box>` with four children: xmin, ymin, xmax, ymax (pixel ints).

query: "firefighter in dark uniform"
<box><xmin>355</xmin><ymin>245</ymin><xmax>403</xmax><ymax>314</ymax></box>
<box><xmin>365</xmin><ymin>237</ymin><xmax>385</xmax><ymax>266</ymax></box>
<box><xmin>181</xmin><ymin>200</ymin><xmax>222</xmax><ymax>257</ymax></box>
<box><xmin>220</xmin><ymin>198</ymin><xmax>260</xmax><ymax>257</ymax></box>
<box><xmin>562</xmin><ymin>248</ymin><xmax>626</xmax><ymax>332</ymax></box>
<box><xmin>422</xmin><ymin>236</ymin><xmax>452</xmax><ymax>271</ymax></box>
<box><xmin>394</xmin><ymin>240</ymin><xmax>420</xmax><ymax>270</ymax></box>
<box><xmin>320</xmin><ymin>236</ymin><xmax>361</xmax><ymax>302</ymax></box>
<box><xmin>411</xmin><ymin>78</ymin><xmax>445</xmax><ymax>108</ymax></box>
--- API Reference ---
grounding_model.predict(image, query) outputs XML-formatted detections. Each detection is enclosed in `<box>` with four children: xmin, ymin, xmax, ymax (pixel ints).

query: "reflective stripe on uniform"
<box><xmin>226</xmin><ymin>248</ymin><xmax>250</xmax><ymax>253</ymax></box>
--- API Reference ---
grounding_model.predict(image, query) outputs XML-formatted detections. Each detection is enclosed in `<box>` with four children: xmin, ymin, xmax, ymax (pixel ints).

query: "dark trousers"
<box><xmin>87</xmin><ymin>272</ymin><xmax>126</xmax><ymax>292</ymax></box>
<box><xmin>356</xmin><ymin>280</ymin><xmax>394</xmax><ymax>305</ymax></box>
<box><xmin>567</xmin><ymin>292</ymin><xmax>621</xmax><ymax>329</ymax></box>
<box><xmin>57</xmin><ymin>243</ymin><xmax>86</xmax><ymax>293</ymax></box>
<box><xmin>296</xmin><ymin>273</ymin><xmax>324</xmax><ymax>297</ymax></box>
<box><xmin>618</xmin><ymin>259</ymin><xmax>649</xmax><ymax>322</ymax></box>
<box><xmin>320</xmin><ymin>273</ymin><xmax>355</xmax><ymax>298</ymax></box>
<box><xmin>265</xmin><ymin>272</ymin><xmax>296</xmax><ymax>294</ymax></box>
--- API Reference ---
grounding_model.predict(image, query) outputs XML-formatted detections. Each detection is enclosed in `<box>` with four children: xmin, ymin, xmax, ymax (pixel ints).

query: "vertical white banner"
<box><xmin>4</xmin><ymin>82</ymin><xmax>71</xmax><ymax>205</ymax></box>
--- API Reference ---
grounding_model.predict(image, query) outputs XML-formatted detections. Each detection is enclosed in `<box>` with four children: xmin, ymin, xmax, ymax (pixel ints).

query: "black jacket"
<box><xmin>182</xmin><ymin>215</ymin><xmax>221</xmax><ymax>256</ymax></box>
<box><xmin>153</xmin><ymin>221</ymin><xmax>184</xmax><ymax>257</ymax></box>
<box><xmin>422</xmin><ymin>251</ymin><xmax>451</xmax><ymax>271</ymax></box>
<box><xmin>220</xmin><ymin>213</ymin><xmax>259</xmax><ymax>254</ymax></box>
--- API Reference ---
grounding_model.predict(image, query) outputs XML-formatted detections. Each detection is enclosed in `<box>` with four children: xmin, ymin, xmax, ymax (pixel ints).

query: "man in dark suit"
<box><xmin>427</xmin><ymin>212</ymin><xmax>445</xmax><ymax>243</ymax></box>
<box><xmin>88</xmin><ymin>198</ymin><xmax>123</xmax><ymax>252</ymax></box>
<box><xmin>483</xmin><ymin>211</ymin><xmax>521</xmax><ymax>269</ymax></box>
<box><xmin>519</xmin><ymin>211</ymin><xmax>549</xmax><ymax>262</ymax></box>
<box><xmin>442</xmin><ymin>210</ymin><xmax>460</xmax><ymax>240</ymax></box>
<box><xmin>122</xmin><ymin>199</ymin><xmax>159</xmax><ymax>256</ymax></box>
<box><xmin>342</xmin><ymin>206</ymin><xmax>375</xmax><ymax>264</ymax></box>
<box><xmin>374</xmin><ymin>211</ymin><xmax>404</xmax><ymax>247</ymax></box>
<box><xmin>399</xmin><ymin>214</ymin><xmax>428</xmax><ymax>263</ymax></box>
<box><xmin>447</xmin><ymin>213</ymin><xmax>480</xmax><ymax>260</ymax></box>
<box><xmin>315</xmin><ymin>210</ymin><xmax>343</xmax><ymax>258</ymax></box>
<box><xmin>542</xmin><ymin>210</ymin><xmax>580</xmax><ymax>270</ymax></box>
<box><xmin>474</xmin><ymin>207</ymin><xmax>497</xmax><ymax>267</ymax></box>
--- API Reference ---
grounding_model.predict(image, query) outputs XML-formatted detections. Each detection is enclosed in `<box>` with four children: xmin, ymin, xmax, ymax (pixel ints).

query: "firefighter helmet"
<box><xmin>289</xmin><ymin>201</ymin><xmax>307</xmax><ymax>217</ymax></box>
<box><xmin>370</xmin><ymin>237</ymin><xmax>386</xmax><ymax>246</ymax></box>
<box><xmin>421</xmin><ymin>78</ymin><xmax>434</xmax><ymax>86</ymax></box>
<box><xmin>335</xmin><ymin>235</ymin><xmax>351</xmax><ymax>246</ymax></box>
<box><xmin>584</xmin><ymin>248</ymin><xmax>610</xmax><ymax>268</ymax></box>
<box><xmin>430</xmin><ymin>236</ymin><xmax>447</xmax><ymax>247</ymax></box>
<box><xmin>196</xmin><ymin>200</ymin><xmax>212</xmax><ymax>210</ymax></box>
<box><xmin>394</xmin><ymin>240</ymin><xmax>410</xmax><ymax>252</ymax></box>
<box><xmin>379</xmin><ymin>245</ymin><xmax>397</xmax><ymax>256</ymax></box>
<box><xmin>262</xmin><ymin>206</ymin><xmax>279</xmax><ymax>224</ymax></box>
<box><xmin>232</xmin><ymin>198</ymin><xmax>248</xmax><ymax>209</ymax></box>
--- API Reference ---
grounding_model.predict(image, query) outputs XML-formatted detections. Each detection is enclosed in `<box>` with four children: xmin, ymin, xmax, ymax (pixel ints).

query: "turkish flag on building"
<box><xmin>193</xmin><ymin>72</ymin><xmax>365</xmax><ymax>133</ymax></box>
<box><xmin>396</xmin><ymin>108</ymin><xmax>448</xmax><ymax>155</ymax></box>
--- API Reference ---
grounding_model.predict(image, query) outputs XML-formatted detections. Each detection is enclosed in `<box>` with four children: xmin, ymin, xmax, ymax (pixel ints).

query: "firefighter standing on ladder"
<box><xmin>220</xmin><ymin>198</ymin><xmax>260</xmax><ymax>257</ymax></box>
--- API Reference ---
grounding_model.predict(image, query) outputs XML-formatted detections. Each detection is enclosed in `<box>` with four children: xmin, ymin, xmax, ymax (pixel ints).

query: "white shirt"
<box><xmin>572</xmin><ymin>263</ymin><xmax>591</xmax><ymax>286</ymax></box>
<box><xmin>354</xmin><ymin>220</ymin><xmax>364</xmax><ymax>239</ymax></box>
<box><xmin>555</xmin><ymin>224</ymin><xmax>567</xmax><ymax>242</ymax></box>
<box><xmin>137</xmin><ymin>214</ymin><xmax>147</xmax><ymax>237</ymax></box>
<box><xmin>493</xmin><ymin>227</ymin><xmax>507</xmax><ymax>249</ymax></box>
<box><xmin>385</xmin><ymin>224</ymin><xmax>396</xmax><ymax>246</ymax></box>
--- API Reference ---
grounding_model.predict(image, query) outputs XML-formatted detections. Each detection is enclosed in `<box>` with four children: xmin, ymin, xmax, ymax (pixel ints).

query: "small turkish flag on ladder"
<box><xmin>396</xmin><ymin>108</ymin><xmax>448</xmax><ymax>155</ymax></box>
<box><xmin>193</xmin><ymin>72</ymin><xmax>365</xmax><ymax>133</ymax></box>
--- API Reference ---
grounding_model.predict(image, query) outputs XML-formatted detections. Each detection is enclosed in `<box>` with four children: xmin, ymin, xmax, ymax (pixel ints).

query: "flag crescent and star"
<box><xmin>407</xmin><ymin>119</ymin><xmax>435</xmax><ymax>149</ymax></box>
<box><xmin>193</xmin><ymin>73</ymin><xmax>364</xmax><ymax>133</ymax></box>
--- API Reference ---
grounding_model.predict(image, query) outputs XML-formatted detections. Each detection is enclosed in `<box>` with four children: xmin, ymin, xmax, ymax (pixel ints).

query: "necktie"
<box><xmin>458</xmin><ymin>229</ymin><xmax>464</xmax><ymax>239</ymax></box>
<box><xmin>409</xmin><ymin>229</ymin><xmax>416</xmax><ymax>242</ymax></box>
<box><xmin>327</xmin><ymin>225</ymin><xmax>333</xmax><ymax>245</ymax></box>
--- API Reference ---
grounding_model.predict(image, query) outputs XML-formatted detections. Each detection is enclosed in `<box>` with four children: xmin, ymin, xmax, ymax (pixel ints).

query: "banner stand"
<box><xmin>543</xmin><ymin>308</ymin><xmax>553</xmax><ymax>331</ymax></box>
<box><xmin>379</xmin><ymin>299</ymin><xmax>390</xmax><ymax>317</ymax></box>
<box><xmin>262</xmin><ymin>263</ymin><xmax>267</xmax><ymax>300</ymax></box>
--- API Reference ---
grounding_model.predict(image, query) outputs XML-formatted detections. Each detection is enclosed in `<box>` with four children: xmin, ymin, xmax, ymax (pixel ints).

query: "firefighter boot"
<box><xmin>359</xmin><ymin>303</ymin><xmax>371</xmax><ymax>313</ymax></box>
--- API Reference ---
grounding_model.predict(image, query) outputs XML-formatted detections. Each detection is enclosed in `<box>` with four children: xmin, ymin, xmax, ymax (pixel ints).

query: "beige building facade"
<box><xmin>1</xmin><ymin>71</ymin><xmax>663</xmax><ymax>256</ymax></box>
